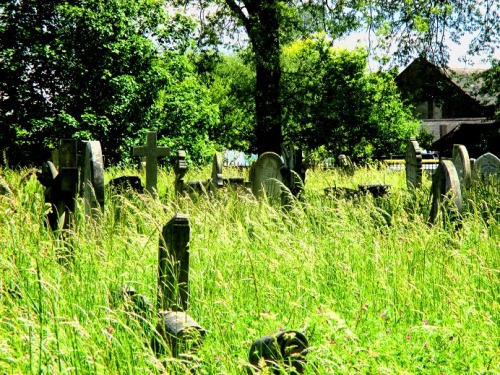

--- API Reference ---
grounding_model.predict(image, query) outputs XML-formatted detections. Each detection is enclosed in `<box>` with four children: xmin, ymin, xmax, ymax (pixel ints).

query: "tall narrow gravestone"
<box><xmin>429</xmin><ymin>160</ymin><xmax>463</xmax><ymax>225</ymax></box>
<box><xmin>133</xmin><ymin>131</ymin><xmax>169</xmax><ymax>196</ymax></box>
<box><xmin>405</xmin><ymin>138</ymin><xmax>422</xmax><ymax>189</ymax></box>
<box><xmin>83</xmin><ymin>141</ymin><xmax>105</xmax><ymax>219</ymax></box>
<box><xmin>452</xmin><ymin>144</ymin><xmax>471</xmax><ymax>191</ymax></box>
<box><xmin>155</xmin><ymin>214</ymin><xmax>206</xmax><ymax>357</ymax></box>
<box><xmin>211</xmin><ymin>152</ymin><xmax>224</xmax><ymax>191</ymax></box>
<box><xmin>472</xmin><ymin>152</ymin><xmax>500</xmax><ymax>186</ymax></box>
<box><xmin>249</xmin><ymin>152</ymin><xmax>284</xmax><ymax>199</ymax></box>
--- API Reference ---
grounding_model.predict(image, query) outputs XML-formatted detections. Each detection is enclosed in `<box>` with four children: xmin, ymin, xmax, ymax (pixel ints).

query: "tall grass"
<box><xmin>0</xmin><ymin>165</ymin><xmax>498</xmax><ymax>374</ymax></box>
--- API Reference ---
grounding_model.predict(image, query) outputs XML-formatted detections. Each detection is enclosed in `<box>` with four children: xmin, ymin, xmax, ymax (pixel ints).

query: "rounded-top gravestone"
<box><xmin>429</xmin><ymin>160</ymin><xmax>462</xmax><ymax>225</ymax></box>
<box><xmin>452</xmin><ymin>144</ymin><xmax>471</xmax><ymax>191</ymax></box>
<box><xmin>83</xmin><ymin>141</ymin><xmax>105</xmax><ymax>219</ymax></box>
<box><xmin>472</xmin><ymin>152</ymin><xmax>500</xmax><ymax>185</ymax></box>
<box><xmin>249</xmin><ymin>152</ymin><xmax>284</xmax><ymax>199</ymax></box>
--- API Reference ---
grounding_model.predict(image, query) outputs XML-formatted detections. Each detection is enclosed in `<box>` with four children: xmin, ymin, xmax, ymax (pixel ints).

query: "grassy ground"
<box><xmin>0</xmin><ymin>165</ymin><xmax>498</xmax><ymax>374</ymax></box>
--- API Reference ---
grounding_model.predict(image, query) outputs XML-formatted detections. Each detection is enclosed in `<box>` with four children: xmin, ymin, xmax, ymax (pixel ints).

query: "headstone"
<box><xmin>472</xmin><ymin>152</ymin><xmax>500</xmax><ymax>185</ymax></box>
<box><xmin>405</xmin><ymin>137</ymin><xmax>422</xmax><ymax>189</ymax></box>
<box><xmin>174</xmin><ymin>150</ymin><xmax>188</xmax><ymax>194</ymax></box>
<box><xmin>133</xmin><ymin>131</ymin><xmax>169</xmax><ymax>196</ymax></box>
<box><xmin>158</xmin><ymin>214</ymin><xmax>191</xmax><ymax>311</ymax></box>
<box><xmin>281</xmin><ymin>144</ymin><xmax>306</xmax><ymax>196</ymax></box>
<box><xmin>247</xmin><ymin>331</ymin><xmax>309</xmax><ymax>374</ymax></box>
<box><xmin>429</xmin><ymin>160</ymin><xmax>463</xmax><ymax>225</ymax></box>
<box><xmin>210</xmin><ymin>152</ymin><xmax>224</xmax><ymax>191</ymax></box>
<box><xmin>38</xmin><ymin>143</ymin><xmax>79</xmax><ymax>232</ymax></box>
<box><xmin>249</xmin><ymin>152</ymin><xmax>283</xmax><ymax>199</ymax></box>
<box><xmin>452</xmin><ymin>144</ymin><xmax>471</xmax><ymax>191</ymax></box>
<box><xmin>58</xmin><ymin>139</ymin><xmax>78</xmax><ymax>168</ymax></box>
<box><xmin>83</xmin><ymin>141</ymin><xmax>105</xmax><ymax>219</ymax></box>
<box><xmin>154</xmin><ymin>214</ymin><xmax>206</xmax><ymax>358</ymax></box>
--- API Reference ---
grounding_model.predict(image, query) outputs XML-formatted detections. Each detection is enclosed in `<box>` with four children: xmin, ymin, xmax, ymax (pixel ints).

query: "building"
<box><xmin>395</xmin><ymin>57</ymin><xmax>499</xmax><ymax>157</ymax></box>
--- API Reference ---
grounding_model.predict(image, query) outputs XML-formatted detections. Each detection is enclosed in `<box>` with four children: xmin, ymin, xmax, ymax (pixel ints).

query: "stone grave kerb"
<box><xmin>405</xmin><ymin>137</ymin><xmax>422</xmax><ymax>189</ymax></box>
<box><xmin>133</xmin><ymin>131</ymin><xmax>170</xmax><ymax>196</ymax></box>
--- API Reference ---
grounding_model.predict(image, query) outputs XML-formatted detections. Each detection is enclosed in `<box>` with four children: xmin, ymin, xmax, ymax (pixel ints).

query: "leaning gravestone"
<box><xmin>429</xmin><ymin>160</ymin><xmax>462</xmax><ymax>225</ymax></box>
<box><xmin>133</xmin><ymin>131</ymin><xmax>169</xmax><ymax>196</ymax></box>
<box><xmin>83</xmin><ymin>141</ymin><xmax>105</xmax><ymax>219</ymax></box>
<box><xmin>154</xmin><ymin>214</ymin><xmax>206</xmax><ymax>357</ymax></box>
<box><xmin>472</xmin><ymin>152</ymin><xmax>500</xmax><ymax>186</ymax></box>
<box><xmin>405</xmin><ymin>137</ymin><xmax>422</xmax><ymax>189</ymax></box>
<box><xmin>249</xmin><ymin>152</ymin><xmax>284</xmax><ymax>199</ymax></box>
<box><xmin>452</xmin><ymin>144</ymin><xmax>471</xmax><ymax>191</ymax></box>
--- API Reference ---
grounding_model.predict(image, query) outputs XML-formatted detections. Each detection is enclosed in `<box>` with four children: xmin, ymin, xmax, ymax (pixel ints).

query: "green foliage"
<box><xmin>416</xmin><ymin>126</ymin><xmax>436</xmax><ymax>151</ymax></box>
<box><xmin>202</xmin><ymin>53</ymin><xmax>256</xmax><ymax>152</ymax></box>
<box><xmin>480</xmin><ymin>59</ymin><xmax>500</xmax><ymax>118</ymax></box>
<box><xmin>0</xmin><ymin>0</ymin><xmax>217</xmax><ymax>166</ymax></box>
<box><xmin>281</xmin><ymin>35</ymin><xmax>418</xmax><ymax>160</ymax></box>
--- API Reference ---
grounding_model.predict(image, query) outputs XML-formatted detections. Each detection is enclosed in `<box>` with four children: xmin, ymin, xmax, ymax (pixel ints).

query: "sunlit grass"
<box><xmin>0</xmin><ymin>165</ymin><xmax>498</xmax><ymax>374</ymax></box>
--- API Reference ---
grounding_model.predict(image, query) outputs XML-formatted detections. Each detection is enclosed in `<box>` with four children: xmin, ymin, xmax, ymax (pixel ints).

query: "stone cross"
<box><xmin>133</xmin><ymin>131</ymin><xmax>169</xmax><ymax>195</ymax></box>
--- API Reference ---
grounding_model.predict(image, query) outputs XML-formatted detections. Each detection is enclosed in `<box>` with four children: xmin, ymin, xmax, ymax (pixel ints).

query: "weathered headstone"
<box><xmin>83</xmin><ymin>141</ymin><xmax>105</xmax><ymax>219</ymax></box>
<box><xmin>247</xmin><ymin>331</ymin><xmax>309</xmax><ymax>374</ymax></box>
<box><xmin>38</xmin><ymin>140</ymin><xmax>80</xmax><ymax>232</ymax></box>
<box><xmin>429</xmin><ymin>160</ymin><xmax>463</xmax><ymax>225</ymax></box>
<box><xmin>158</xmin><ymin>214</ymin><xmax>191</xmax><ymax>311</ymax></box>
<box><xmin>249</xmin><ymin>152</ymin><xmax>283</xmax><ymax>199</ymax></box>
<box><xmin>133</xmin><ymin>131</ymin><xmax>169</xmax><ymax>196</ymax></box>
<box><xmin>155</xmin><ymin>214</ymin><xmax>206</xmax><ymax>357</ymax></box>
<box><xmin>472</xmin><ymin>152</ymin><xmax>500</xmax><ymax>185</ymax></box>
<box><xmin>452</xmin><ymin>144</ymin><xmax>471</xmax><ymax>191</ymax></box>
<box><xmin>281</xmin><ymin>144</ymin><xmax>306</xmax><ymax>197</ymax></box>
<box><xmin>174</xmin><ymin>150</ymin><xmax>188</xmax><ymax>195</ymax></box>
<box><xmin>58</xmin><ymin>139</ymin><xmax>78</xmax><ymax>168</ymax></box>
<box><xmin>210</xmin><ymin>152</ymin><xmax>224</xmax><ymax>191</ymax></box>
<box><xmin>405</xmin><ymin>137</ymin><xmax>422</xmax><ymax>189</ymax></box>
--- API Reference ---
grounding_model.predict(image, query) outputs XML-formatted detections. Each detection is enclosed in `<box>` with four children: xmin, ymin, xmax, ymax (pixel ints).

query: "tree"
<box><xmin>202</xmin><ymin>53</ymin><xmax>256</xmax><ymax>151</ymax></box>
<box><xmin>281</xmin><ymin>35</ymin><xmax>418</xmax><ymax>160</ymax></box>
<box><xmin>0</xmin><ymin>0</ymin><xmax>217</xmax><ymax>166</ymax></box>
<box><xmin>180</xmin><ymin>0</ymin><xmax>500</xmax><ymax>155</ymax></box>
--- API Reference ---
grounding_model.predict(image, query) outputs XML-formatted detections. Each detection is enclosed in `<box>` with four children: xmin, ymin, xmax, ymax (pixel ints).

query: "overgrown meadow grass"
<box><xmin>0</xmin><ymin>164</ymin><xmax>498</xmax><ymax>374</ymax></box>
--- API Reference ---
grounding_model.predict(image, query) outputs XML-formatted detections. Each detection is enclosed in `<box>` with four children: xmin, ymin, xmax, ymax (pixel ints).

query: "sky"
<box><xmin>335</xmin><ymin>32</ymin><xmax>500</xmax><ymax>70</ymax></box>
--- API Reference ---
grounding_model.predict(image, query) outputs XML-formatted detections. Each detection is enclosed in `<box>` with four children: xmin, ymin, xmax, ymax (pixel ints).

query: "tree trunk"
<box><xmin>247</xmin><ymin>0</ymin><xmax>283</xmax><ymax>155</ymax></box>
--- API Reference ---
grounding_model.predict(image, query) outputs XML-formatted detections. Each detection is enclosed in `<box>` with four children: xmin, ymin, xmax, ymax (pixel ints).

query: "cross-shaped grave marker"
<box><xmin>133</xmin><ymin>131</ymin><xmax>169</xmax><ymax>196</ymax></box>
